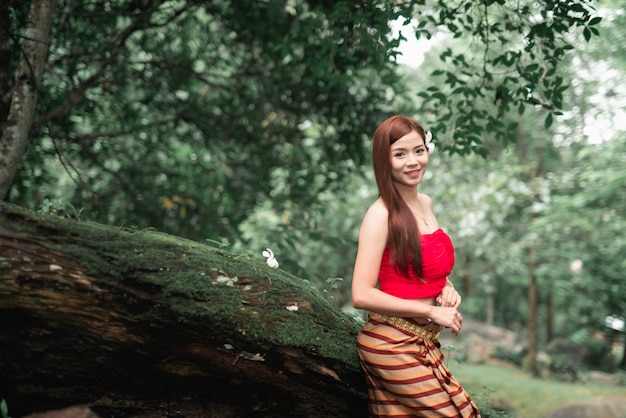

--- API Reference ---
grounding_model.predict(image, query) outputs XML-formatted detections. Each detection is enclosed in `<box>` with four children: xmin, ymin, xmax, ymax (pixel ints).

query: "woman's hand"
<box><xmin>437</xmin><ymin>284</ymin><xmax>462</xmax><ymax>308</ymax></box>
<box><xmin>430</xmin><ymin>306</ymin><xmax>463</xmax><ymax>336</ymax></box>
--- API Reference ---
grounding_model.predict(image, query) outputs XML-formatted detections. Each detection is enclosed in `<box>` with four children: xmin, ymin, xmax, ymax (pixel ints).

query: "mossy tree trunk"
<box><xmin>0</xmin><ymin>0</ymin><xmax>56</xmax><ymax>200</ymax></box>
<box><xmin>0</xmin><ymin>203</ymin><xmax>367</xmax><ymax>417</ymax></box>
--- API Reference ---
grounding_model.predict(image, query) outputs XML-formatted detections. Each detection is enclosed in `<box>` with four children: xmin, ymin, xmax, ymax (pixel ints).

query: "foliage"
<box><xmin>323</xmin><ymin>276</ymin><xmax>345</xmax><ymax>300</ymax></box>
<box><xmin>583</xmin><ymin>338</ymin><xmax>615</xmax><ymax>372</ymax></box>
<box><xmin>9</xmin><ymin>0</ymin><xmax>401</xmax><ymax>240</ymax></box>
<box><xmin>471</xmin><ymin>386</ymin><xmax>516</xmax><ymax>418</ymax></box>
<box><xmin>410</xmin><ymin>0</ymin><xmax>601</xmax><ymax>155</ymax></box>
<box><xmin>3</xmin><ymin>1</ymin><xmax>600</xmax><ymax>258</ymax></box>
<box><xmin>492</xmin><ymin>346</ymin><xmax>525</xmax><ymax>367</ymax></box>
<box><xmin>231</xmin><ymin>169</ymin><xmax>370</xmax><ymax>299</ymax></box>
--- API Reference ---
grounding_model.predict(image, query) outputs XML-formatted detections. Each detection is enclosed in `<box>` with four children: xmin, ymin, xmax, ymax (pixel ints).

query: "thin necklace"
<box><xmin>413</xmin><ymin>199</ymin><xmax>428</xmax><ymax>226</ymax></box>
<box><xmin>414</xmin><ymin>211</ymin><xmax>428</xmax><ymax>226</ymax></box>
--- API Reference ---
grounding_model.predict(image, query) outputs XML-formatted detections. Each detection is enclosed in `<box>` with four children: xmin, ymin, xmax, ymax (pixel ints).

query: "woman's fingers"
<box><xmin>438</xmin><ymin>287</ymin><xmax>462</xmax><ymax>308</ymax></box>
<box><xmin>432</xmin><ymin>306</ymin><xmax>463</xmax><ymax>334</ymax></box>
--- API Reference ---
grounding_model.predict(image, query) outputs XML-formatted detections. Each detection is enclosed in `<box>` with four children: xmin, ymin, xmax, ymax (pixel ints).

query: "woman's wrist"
<box><xmin>445</xmin><ymin>277</ymin><xmax>455</xmax><ymax>289</ymax></box>
<box><xmin>425</xmin><ymin>304</ymin><xmax>435</xmax><ymax>322</ymax></box>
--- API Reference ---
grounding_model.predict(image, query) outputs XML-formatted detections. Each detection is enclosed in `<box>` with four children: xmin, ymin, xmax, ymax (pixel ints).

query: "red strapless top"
<box><xmin>378</xmin><ymin>228</ymin><xmax>455</xmax><ymax>299</ymax></box>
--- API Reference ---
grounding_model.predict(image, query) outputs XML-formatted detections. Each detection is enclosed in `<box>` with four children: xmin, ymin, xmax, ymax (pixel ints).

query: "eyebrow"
<box><xmin>391</xmin><ymin>144</ymin><xmax>426</xmax><ymax>151</ymax></box>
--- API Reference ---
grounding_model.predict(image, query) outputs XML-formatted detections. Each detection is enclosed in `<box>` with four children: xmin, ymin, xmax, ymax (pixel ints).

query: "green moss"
<box><xmin>1</xmin><ymin>203</ymin><xmax>362</xmax><ymax>368</ymax></box>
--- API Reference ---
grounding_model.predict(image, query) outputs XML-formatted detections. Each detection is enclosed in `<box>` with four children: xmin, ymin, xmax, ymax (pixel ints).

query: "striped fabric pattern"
<box><xmin>357</xmin><ymin>316</ymin><xmax>481</xmax><ymax>417</ymax></box>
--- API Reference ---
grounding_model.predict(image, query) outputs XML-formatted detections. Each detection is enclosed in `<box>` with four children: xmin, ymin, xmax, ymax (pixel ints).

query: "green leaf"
<box><xmin>588</xmin><ymin>17</ymin><xmax>602</xmax><ymax>26</ymax></box>
<box><xmin>525</xmin><ymin>63</ymin><xmax>539</xmax><ymax>72</ymax></box>
<box><xmin>433</xmin><ymin>92</ymin><xmax>448</xmax><ymax>103</ymax></box>
<box><xmin>544</xmin><ymin>113</ymin><xmax>553</xmax><ymax>129</ymax></box>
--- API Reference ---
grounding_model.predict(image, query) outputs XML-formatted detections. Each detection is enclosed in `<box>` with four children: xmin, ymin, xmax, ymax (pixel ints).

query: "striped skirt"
<box><xmin>357</xmin><ymin>314</ymin><xmax>481</xmax><ymax>417</ymax></box>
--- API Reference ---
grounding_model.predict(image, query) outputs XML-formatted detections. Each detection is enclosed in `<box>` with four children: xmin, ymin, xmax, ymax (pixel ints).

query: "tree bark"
<box><xmin>527</xmin><ymin>247</ymin><xmax>538</xmax><ymax>376</ymax></box>
<box><xmin>0</xmin><ymin>0</ymin><xmax>56</xmax><ymax>200</ymax></box>
<box><xmin>526</xmin><ymin>155</ymin><xmax>543</xmax><ymax>377</ymax></box>
<box><xmin>0</xmin><ymin>202</ymin><xmax>367</xmax><ymax>417</ymax></box>
<box><xmin>619</xmin><ymin>331</ymin><xmax>626</xmax><ymax>370</ymax></box>
<box><xmin>0</xmin><ymin>2</ymin><xmax>13</xmax><ymax>123</ymax></box>
<box><xmin>546</xmin><ymin>285</ymin><xmax>553</xmax><ymax>343</ymax></box>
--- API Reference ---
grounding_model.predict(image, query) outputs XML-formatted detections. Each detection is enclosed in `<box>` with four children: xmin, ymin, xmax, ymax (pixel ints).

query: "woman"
<box><xmin>351</xmin><ymin>115</ymin><xmax>481</xmax><ymax>417</ymax></box>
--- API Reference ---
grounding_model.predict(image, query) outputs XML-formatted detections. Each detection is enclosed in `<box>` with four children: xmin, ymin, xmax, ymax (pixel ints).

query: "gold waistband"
<box><xmin>370</xmin><ymin>313</ymin><xmax>441</xmax><ymax>342</ymax></box>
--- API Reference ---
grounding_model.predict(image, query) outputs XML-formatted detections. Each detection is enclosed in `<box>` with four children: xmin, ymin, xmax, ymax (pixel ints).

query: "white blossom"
<box><xmin>425</xmin><ymin>130</ymin><xmax>435</xmax><ymax>153</ymax></box>
<box><xmin>262</xmin><ymin>248</ymin><xmax>279</xmax><ymax>268</ymax></box>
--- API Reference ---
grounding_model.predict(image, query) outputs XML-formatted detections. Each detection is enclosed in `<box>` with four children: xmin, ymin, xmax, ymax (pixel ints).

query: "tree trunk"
<box><xmin>621</xmin><ymin>329</ymin><xmax>626</xmax><ymax>370</ymax></box>
<box><xmin>527</xmin><ymin>247</ymin><xmax>538</xmax><ymax>376</ymax></box>
<box><xmin>546</xmin><ymin>285</ymin><xmax>553</xmax><ymax>343</ymax></box>
<box><xmin>0</xmin><ymin>202</ymin><xmax>367</xmax><ymax>417</ymax></box>
<box><xmin>485</xmin><ymin>287</ymin><xmax>494</xmax><ymax>326</ymax></box>
<box><xmin>526</xmin><ymin>154</ymin><xmax>543</xmax><ymax>377</ymax></box>
<box><xmin>0</xmin><ymin>3</ymin><xmax>12</xmax><ymax>122</ymax></box>
<box><xmin>0</xmin><ymin>0</ymin><xmax>56</xmax><ymax>200</ymax></box>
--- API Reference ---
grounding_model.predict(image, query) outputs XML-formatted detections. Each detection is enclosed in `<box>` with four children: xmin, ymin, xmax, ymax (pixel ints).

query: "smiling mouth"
<box><xmin>406</xmin><ymin>170</ymin><xmax>420</xmax><ymax>176</ymax></box>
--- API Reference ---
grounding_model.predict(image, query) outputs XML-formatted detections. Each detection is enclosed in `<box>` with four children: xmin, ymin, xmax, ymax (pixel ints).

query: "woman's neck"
<box><xmin>396</xmin><ymin>184</ymin><xmax>420</xmax><ymax>205</ymax></box>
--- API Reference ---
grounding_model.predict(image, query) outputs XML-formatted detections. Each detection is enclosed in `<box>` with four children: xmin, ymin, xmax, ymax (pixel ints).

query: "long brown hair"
<box><xmin>372</xmin><ymin>115</ymin><xmax>426</xmax><ymax>279</ymax></box>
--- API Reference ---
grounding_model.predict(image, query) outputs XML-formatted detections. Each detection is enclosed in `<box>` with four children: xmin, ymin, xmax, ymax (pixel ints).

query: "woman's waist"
<box><xmin>408</xmin><ymin>296</ymin><xmax>437</xmax><ymax>305</ymax></box>
<box><xmin>368</xmin><ymin>312</ymin><xmax>442</xmax><ymax>340</ymax></box>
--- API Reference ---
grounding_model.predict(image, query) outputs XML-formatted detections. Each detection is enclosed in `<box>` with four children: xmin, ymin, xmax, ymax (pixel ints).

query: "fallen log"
<box><xmin>0</xmin><ymin>202</ymin><xmax>367</xmax><ymax>417</ymax></box>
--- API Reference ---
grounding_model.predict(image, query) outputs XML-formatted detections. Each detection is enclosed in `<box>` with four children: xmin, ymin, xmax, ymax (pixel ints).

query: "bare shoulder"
<box><xmin>364</xmin><ymin>198</ymin><xmax>388</xmax><ymax>220</ymax></box>
<box><xmin>418</xmin><ymin>193</ymin><xmax>435</xmax><ymax>211</ymax></box>
<box><xmin>360</xmin><ymin>198</ymin><xmax>388</xmax><ymax>238</ymax></box>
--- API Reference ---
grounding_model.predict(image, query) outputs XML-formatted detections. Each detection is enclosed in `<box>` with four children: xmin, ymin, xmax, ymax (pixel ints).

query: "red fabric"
<box><xmin>379</xmin><ymin>228</ymin><xmax>455</xmax><ymax>299</ymax></box>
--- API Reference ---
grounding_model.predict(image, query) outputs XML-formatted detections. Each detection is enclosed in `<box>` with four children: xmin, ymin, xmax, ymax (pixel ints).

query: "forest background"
<box><xmin>1</xmin><ymin>0</ymin><xmax>625</xmax><ymax>414</ymax></box>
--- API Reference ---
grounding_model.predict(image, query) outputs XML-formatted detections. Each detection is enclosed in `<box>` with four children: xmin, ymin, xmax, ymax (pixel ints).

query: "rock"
<box><xmin>545</xmin><ymin>338</ymin><xmax>589</xmax><ymax>364</ymax></box>
<box><xmin>23</xmin><ymin>406</ymin><xmax>100</xmax><ymax>418</ymax></box>
<box><xmin>587</xmin><ymin>370</ymin><xmax>622</xmax><ymax>386</ymax></box>
<box><xmin>439</xmin><ymin>316</ymin><xmax>521</xmax><ymax>364</ymax></box>
<box><xmin>545</xmin><ymin>396</ymin><xmax>626</xmax><ymax>418</ymax></box>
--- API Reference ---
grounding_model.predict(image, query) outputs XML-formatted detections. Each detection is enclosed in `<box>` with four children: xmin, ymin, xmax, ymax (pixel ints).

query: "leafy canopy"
<box><xmin>4</xmin><ymin>0</ymin><xmax>602</xmax><ymax>252</ymax></box>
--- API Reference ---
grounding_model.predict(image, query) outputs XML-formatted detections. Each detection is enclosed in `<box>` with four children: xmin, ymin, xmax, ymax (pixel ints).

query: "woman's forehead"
<box><xmin>391</xmin><ymin>131</ymin><xmax>424</xmax><ymax>148</ymax></box>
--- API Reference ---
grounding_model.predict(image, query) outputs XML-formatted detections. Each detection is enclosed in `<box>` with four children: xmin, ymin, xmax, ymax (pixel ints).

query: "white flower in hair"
<box><xmin>262</xmin><ymin>248</ymin><xmax>279</xmax><ymax>268</ymax></box>
<box><xmin>425</xmin><ymin>131</ymin><xmax>435</xmax><ymax>152</ymax></box>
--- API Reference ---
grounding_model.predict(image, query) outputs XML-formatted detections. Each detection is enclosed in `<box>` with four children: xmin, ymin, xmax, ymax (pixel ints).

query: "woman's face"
<box><xmin>389</xmin><ymin>130</ymin><xmax>428</xmax><ymax>188</ymax></box>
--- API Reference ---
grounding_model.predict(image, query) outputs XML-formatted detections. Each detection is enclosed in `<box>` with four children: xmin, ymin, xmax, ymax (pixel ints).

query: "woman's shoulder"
<box><xmin>359</xmin><ymin>198</ymin><xmax>389</xmax><ymax>247</ymax></box>
<box><xmin>360</xmin><ymin>198</ymin><xmax>388</xmax><ymax>230</ymax></box>
<box><xmin>417</xmin><ymin>192</ymin><xmax>433</xmax><ymax>203</ymax></box>
<box><xmin>418</xmin><ymin>192</ymin><xmax>435</xmax><ymax>210</ymax></box>
<box><xmin>365</xmin><ymin>198</ymin><xmax>388</xmax><ymax>218</ymax></box>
